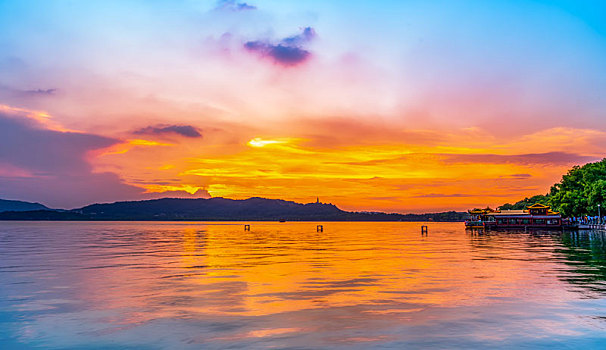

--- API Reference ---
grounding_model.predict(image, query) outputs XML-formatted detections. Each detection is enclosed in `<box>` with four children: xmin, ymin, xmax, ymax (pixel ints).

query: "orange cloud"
<box><xmin>0</xmin><ymin>104</ymin><xmax>73</xmax><ymax>132</ymax></box>
<box><xmin>98</xmin><ymin>139</ymin><xmax>173</xmax><ymax>156</ymax></box>
<box><xmin>92</xmin><ymin>123</ymin><xmax>603</xmax><ymax>212</ymax></box>
<box><xmin>1</xmin><ymin>104</ymin><xmax>602</xmax><ymax>212</ymax></box>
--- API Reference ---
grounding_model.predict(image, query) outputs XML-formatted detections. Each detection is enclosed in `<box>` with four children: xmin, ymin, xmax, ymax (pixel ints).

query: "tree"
<box><xmin>499</xmin><ymin>158</ymin><xmax>606</xmax><ymax>217</ymax></box>
<box><xmin>498</xmin><ymin>195</ymin><xmax>549</xmax><ymax>210</ymax></box>
<box><xmin>549</xmin><ymin>159</ymin><xmax>606</xmax><ymax>216</ymax></box>
<box><xmin>588</xmin><ymin>180</ymin><xmax>606</xmax><ymax>215</ymax></box>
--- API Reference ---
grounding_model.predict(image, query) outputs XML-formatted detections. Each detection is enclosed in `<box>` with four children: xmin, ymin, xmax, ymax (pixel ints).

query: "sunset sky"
<box><xmin>1</xmin><ymin>0</ymin><xmax>605</xmax><ymax>212</ymax></box>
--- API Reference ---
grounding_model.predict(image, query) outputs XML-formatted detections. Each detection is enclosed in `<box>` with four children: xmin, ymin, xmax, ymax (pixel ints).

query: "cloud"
<box><xmin>0</xmin><ymin>110</ymin><xmax>145</xmax><ymax>208</ymax></box>
<box><xmin>244</xmin><ymin>27</ymin><xmax>316</xmax><ymax>66</ymax></box>
<box><xmin>366</xmin><ymin>196</ymin><xmax>401</xmax><ymax>201</ymax></box>
<box><xmin>0</xmin><ymin>84</ymin><xmax>57</xmax><ymax>98</ymax></box>
<box><xmin>0</xmin><ymin>112</ymin><xmax>117</xmax><ymax>173</ymax></box>
<box><xmin>290</xmin><ymin>117</ymin><xmax>443</xmax><ymax>148</ymax></box>
<box><xmin>412</xmin><ymin>193</ymin><xmax>475</xmax><ymax>198</ymax></box>
<box><xmin>281</xmin><ymin>27</ymin><xmax>316</xmax><ymax>46</ymax></box>
<box><xmin>134</xmin><ymin>124</ymin><xmax>202</xmax><ymax>138</ymax></box>
<box><xmin>25</xmin><ymin>88</ymin><xmax>57</xmax><ymax>95</ymax></box>
<box><xmin>1</xmin><ymin>173</ymin><xmax>143</xmax><ymax>209</ymax></box>
<box><xmin>440</xmin><ymin>152</ymin><xmax>597</xmax><ymax>166</ymax></box>
<box><xmin>499</xmin><ymin>173</ymin><xmax>532</xmax><ymax>179</ymax></box>
<box><xmin>143</xmin><ymin>188</ymin><xmax>211</xmax><ymax>200</ymax></box>
<box><xmin>216</xmin><ymin>0</ymin><xmax>256</xmax><ymax>12</ymax></box>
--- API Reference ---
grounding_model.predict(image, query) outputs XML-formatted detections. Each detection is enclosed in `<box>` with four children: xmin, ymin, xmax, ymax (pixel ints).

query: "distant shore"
<box><xmin>0</xmin><ymin>197</ymin><xmax>468</xmax><ymax>222</ymax></box>
<box><xmin>0</xmin><ymin>209</ymin><xmax>467</xmax><ymax>222</ymax></box>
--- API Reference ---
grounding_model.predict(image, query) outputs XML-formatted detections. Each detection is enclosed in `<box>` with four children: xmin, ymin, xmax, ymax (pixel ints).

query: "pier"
<box><xmin>575</xmin><ymin>224</ymin><xmax>606</xmax><ymax>230</ymax></box>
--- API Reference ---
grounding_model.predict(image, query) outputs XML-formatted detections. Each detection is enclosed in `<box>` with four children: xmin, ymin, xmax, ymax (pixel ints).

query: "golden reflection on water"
<box><xmin>3</xmin><ymin>222</ymin><xmax>606</xmax><ymax>349</ymax></box>
<box><xmin>174</xmin><ymin>222</ymin><xmax>569</xmax><ymax>317</ymax></box>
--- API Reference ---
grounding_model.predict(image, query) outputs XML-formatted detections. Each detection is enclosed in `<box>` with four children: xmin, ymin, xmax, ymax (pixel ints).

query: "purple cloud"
<box><xmin>244</xmin><ymin>42</ymin><xmax>310</xmax><ymax>65</ymax></box>
<box><xmin>25</xmin><ymin>88</ymin><xmax>57</xmax><ymax>95</ymax></box>
<box><xmin>216</xmin><ymin>0</ymin><xmax>256</xmax><ymax>11</ymax></box>
<box><xmin>134</xmin><ymin>124</ymin><xmax>202</xmax><ymax>138</ymax></box>
<box><xmin>281</xmin><ymin>27</ymin><xmax>316</xmax><ymax>46</ymax></box>
<box><xmin>0</xmin><ymin>111</ymin><xmax>144</xmax><ymax>208</ymax></box>
<box><xmin>244</xmin><ymin>27</ymin><xmax>317</xmax><ymax>66</ymax></box>
<box><xmin>0</xmin><ymin>83</ymin><xmax>58</xmax><ymax>98</ymax></box>
<box><xmin>0</xmin><ymin>113</ymin><xmax>116</xmax><ymax>173</ymax></box>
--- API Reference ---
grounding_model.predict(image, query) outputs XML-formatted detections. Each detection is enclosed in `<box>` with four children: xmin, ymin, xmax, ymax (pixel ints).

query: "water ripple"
<box><xmin>1</xmin><ymin>222</ymin><xmax>606</xmax><ymax>349</ymax></box>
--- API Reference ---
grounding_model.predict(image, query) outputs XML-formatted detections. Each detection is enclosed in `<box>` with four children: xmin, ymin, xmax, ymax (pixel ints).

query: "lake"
<box><xmin>1</xmin><ymin>221</ymin><xmax>605</xmax><ymax>349</ymax></box>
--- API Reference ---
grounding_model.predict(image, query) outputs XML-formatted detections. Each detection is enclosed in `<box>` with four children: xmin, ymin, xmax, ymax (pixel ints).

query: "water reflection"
<box><xmin>557</xmin><ymin>231</ymin><xmax>606</xmax><ymax>295</ymax></box>
<box><xmin>1</xmin><ymin>222</ymin><xmax>606</xmax><ymax>349</ymax></box>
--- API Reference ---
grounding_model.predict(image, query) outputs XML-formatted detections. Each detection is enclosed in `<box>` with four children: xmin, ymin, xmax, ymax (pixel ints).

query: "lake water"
<box><xmin>1</xmin><ymin>222</ymin><xmax>606</xmax><ymax>349</ymax></box>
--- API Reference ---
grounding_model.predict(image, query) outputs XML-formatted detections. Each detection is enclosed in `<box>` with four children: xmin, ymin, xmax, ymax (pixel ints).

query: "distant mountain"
<box><xmin>78</xmin><ymin>197</ymin><xmax>347</xmax><ymax>221</ymax></box>
<box><xmin>0</xmin><ymin>199</ymin><xmax>49</xmax><ymax>212</ymax></box>
<box><xmin>0</xmin><ymin>197</ymin><xmax>469</xmax><ymax>221</ymax></box>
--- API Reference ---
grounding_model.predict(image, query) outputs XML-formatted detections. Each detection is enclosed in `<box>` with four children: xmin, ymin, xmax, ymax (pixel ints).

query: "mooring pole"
<box><xmin>421</xmin><ymin>225</ymin><xmax>428</xmax><ymax>235</ymax></box>
<box><xmin>317</xmin><ymin>225</ymin><xmax>323</xmax><ymax>232</ymax></box>
<box><xmin>244</xmin><ymin>224</ymin><xmax>250</xmax><ymax>231</ymax></box>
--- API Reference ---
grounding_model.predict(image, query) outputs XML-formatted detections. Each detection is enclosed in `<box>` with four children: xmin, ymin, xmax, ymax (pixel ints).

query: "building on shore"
<box><xmin>466</xmin><ymin>203</ymin><xmax>562</xmax><ymax>229</ymax></box>
<box><xmin>466</xmin><ymin>208</ymin><xmax>495</xmax><ymax>228</ymax></box>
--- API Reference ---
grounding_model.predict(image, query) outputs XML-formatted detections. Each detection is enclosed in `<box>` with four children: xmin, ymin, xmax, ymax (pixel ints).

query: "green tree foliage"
<box><xmin>499</xmin><ymin>195</ymin><xmax>549</xmax><ymax>210</ymax></box>
<box><xmin>549</xmin><ymin>159</ymin><xmax>606</xmax><ymax>217</ymax></box>
<box><xmin>499</xmin><ymin>158</ymin><xmax>606</xmax><ymax>217</ymax></box>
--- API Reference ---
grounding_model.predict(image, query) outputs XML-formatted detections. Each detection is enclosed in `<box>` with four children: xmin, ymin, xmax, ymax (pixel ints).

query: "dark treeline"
<box><xmin>499</xmin><ymin>158</ymin><xmax>606</xmax><ymax>217</ymax></box>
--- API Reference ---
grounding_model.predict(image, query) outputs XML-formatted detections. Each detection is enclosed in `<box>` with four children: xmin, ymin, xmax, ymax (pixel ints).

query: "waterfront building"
<box><xmin>466</xmin><ymin>203</ymin><xmax>562</xmax><ymax>229</ymax></box>
<box><xmin>465</xmin><ymin>208</ymin><xmax>495</xmax><ymax>228</ymax></box>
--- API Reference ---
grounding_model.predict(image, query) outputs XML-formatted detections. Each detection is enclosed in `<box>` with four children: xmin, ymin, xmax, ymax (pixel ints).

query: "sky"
<box><xmin>0</xmin><ymin>0</ymin><xmax>605</xmax><ymax>212</ymax></box>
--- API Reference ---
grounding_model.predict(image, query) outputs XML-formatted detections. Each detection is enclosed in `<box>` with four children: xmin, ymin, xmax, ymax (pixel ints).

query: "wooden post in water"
<box><xmin>421</xmin><ymin>225</ymin><xmax>428</xmax><ymax>235</ymax></box>
<box><xmin>244</xmin><ymin>224</ymin><xmax>250</xmax><ymax>231</ymax></box>
<box><xmin>317</xmin><ymin>225</ymin><xmax>323</xmax><ymax>232</ymax></box>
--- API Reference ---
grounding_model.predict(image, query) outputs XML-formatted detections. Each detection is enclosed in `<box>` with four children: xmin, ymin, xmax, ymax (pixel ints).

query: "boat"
<box><xmin>466</xmin><ymin>204</ymin><xmax>563</xmax><ymax>230</ymax></box>
<box><xmin>465</xmin><ymin>208</ymin><xmax>494</xmax><ymax>229</ymax></box>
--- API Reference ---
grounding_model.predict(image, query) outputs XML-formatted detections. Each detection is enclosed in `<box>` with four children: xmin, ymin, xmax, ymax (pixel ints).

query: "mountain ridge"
<box><xmin>0</xmin><ymin>199</ymin><xmax>49</xmax><ymax>213</ymax></box>
<box><xmin>0</xmin><ymin>197</ymin><xmax>468</xmax><ymax>221</ymax></box>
